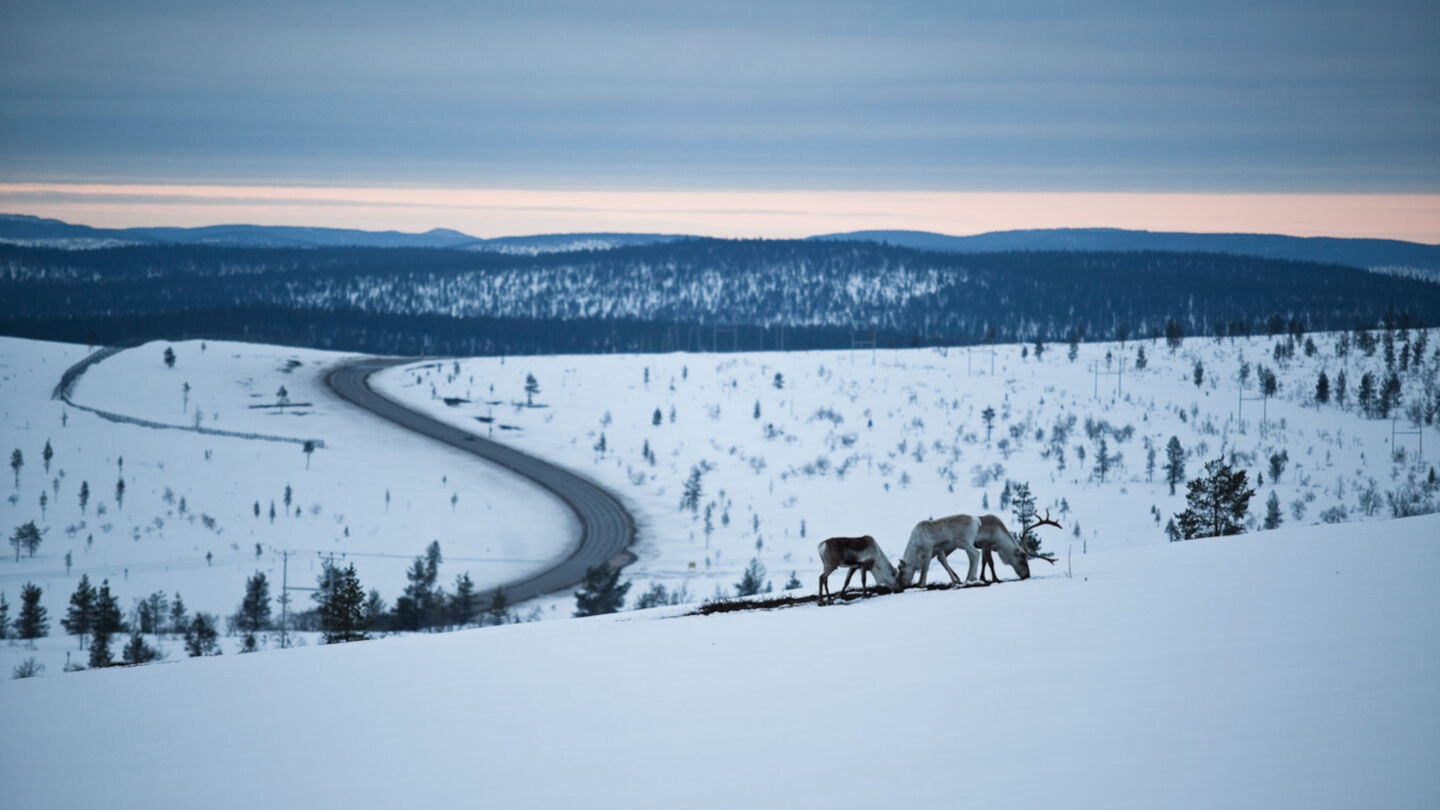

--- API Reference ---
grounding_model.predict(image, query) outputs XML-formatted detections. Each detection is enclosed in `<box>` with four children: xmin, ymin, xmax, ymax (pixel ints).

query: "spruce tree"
<box><xmin>0</xmin><ymin>591</ymin><xmax>9</xmax><ymax>639</ymax></box>
<box><xmin>10</xmin><ymin>448</ymin><xmax>22</xmax><ymax>487</ymax></box>
<box><xmin>169</xmin><ymin>593</ymin><xmax>187</xmax><ymax>634</ymax></box>
<box><xmin>42</xmin><ymin>439</ymin><xmax>53</xmax><ymax>474</ymax></box>
<box><xmin>184</xmin><ymin>613</ymin><xmax>220</xmax><ymax>656</ymax></box>
<box><xmin>574</xmin><ymin>565</ymin><xmax>630</xmax><ymax>616</ymax></box>
<box><xmin>238</xmin><ymin>572</ymin><xmax>271</xmax><ymax>634</ymax></box>
<box><xmin>735</xmin><ymin>557</ymin><xmax>767</xmax><ymax>597</ymax></box>
<box><xmin>1264</xmin><ymin>491</ymin><xmax>1284</xmax><ymax>530</ymax></box>
<box><xmin>79</xmin><ymin>480</ymin><xmax>90</xmax><ymax>514</ymax></box>
<box><xmin>122</xmin><ymin>631</ymin><xmax>158</xmax><ymax>665</ymax></box>
<box><xmin>1164</xmin><ymin>436</ymin><xmax>1185</xmax><ymax>495</ymax></box>
<box><xmin>17</xmin><ymin>582</ymin><xmax>48</xmax><ymax>639</ymax></box>
<box><xmin>1316</xmin><ymin>371</ymin><xmax>1330</xmax><ymax>404</ymax></box>
<box><xmin>1174</xmin><ymin>458</ymin><xmax>1256</xmax><ymax>540</ymax></box>
<box><xmin>487</xmin><ymin>586</ymin><xmax>509</xmax><ymax>626</ymax></box>
<box><xmin>62</xmin><ymin>574</ymin><xmax>96</xmax><ymax>649</ymax></box>
<box><xmin>88</xmin><ymin>580</ymin><xmax>124</xmax><ymax>665</ymax></box>
<box><xmin>319</xmin><ymin>564</ymin><xmax>367</xmax><ymax>644</ymax></box>
<box><xmin>450</xmin><ymin>572</ymin><xmax>476</xmax><ymax>626</ymax></box>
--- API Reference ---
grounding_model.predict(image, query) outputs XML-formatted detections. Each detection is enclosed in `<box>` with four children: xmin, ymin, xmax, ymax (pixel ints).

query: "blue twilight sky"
<box><xmin>2</xmin><ymin>0</ymin><xmax>1436</xmax><ymax>193</ymax></box>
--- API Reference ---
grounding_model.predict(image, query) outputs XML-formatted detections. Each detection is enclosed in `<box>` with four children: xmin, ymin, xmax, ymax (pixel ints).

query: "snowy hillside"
<box><xmin>0</xmin><ymin>337</ymin><xmax>574</xmax><ymax>674</ymax></box>
<box><xmin>375</xmin><ymin>329</ymin><xmax>1439</xmax><ymax>614</ymax></box>
<box><xmin>4</xmin><ymin>513</ymin><xmax>1438</xmax><ymax>809</ymax></box>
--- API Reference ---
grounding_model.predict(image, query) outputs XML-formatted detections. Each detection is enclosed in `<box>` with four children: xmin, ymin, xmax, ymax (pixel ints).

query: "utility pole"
<box><xmin>1393</xmin><ymin>415</ymin><xmax>1423</xmax><ymax>461</ymax></box>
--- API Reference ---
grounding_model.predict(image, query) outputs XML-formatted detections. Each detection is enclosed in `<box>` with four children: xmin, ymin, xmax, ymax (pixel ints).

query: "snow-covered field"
<box><xmin>375</xmin><ymin>330</ymin><xmax>1439</xmax><ymax>613</ymax></box>
<box><xmin>4</xmin><ymin>513</ymin><xmax>1438</xmax><ymax>808</ymax></box>
<box><xmin>0</xmin><ymin>337</ymin><xmax>574</xmax><ymax>673</ymax></box>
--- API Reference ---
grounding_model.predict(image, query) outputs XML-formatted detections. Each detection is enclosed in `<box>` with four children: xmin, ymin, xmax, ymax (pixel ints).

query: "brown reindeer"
<box><xmin>817</xmin><ymin>535</ymin><xmax>899</xmax><ymax>604</ymax></box>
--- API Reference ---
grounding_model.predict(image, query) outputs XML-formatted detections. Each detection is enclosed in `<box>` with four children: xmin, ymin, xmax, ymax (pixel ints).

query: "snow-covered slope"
<box><xmin>4</xmin><ymin>514</ymin><xmax>1438</xmax><ymax>809</ymax></box>
<box><xmin>375</xmin><ymin>330</ymin><xmax>1438</xmax><ymax>616</ymax></box>
<box><xmin>0</xmin><ymin>338</ymin><xmax>575</xmax><ymax>672</ymax></box>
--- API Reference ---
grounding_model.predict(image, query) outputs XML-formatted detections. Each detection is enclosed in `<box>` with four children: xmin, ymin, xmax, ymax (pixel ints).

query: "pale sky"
<box><xmin>1</xmin><ymin>1</ymin><xmax>1437</xmax><ymax>240</ymax></box>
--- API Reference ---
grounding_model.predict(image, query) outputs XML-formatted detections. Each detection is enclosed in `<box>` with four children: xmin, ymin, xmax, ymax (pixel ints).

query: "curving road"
<box><xmin>326</xmin><ymin>357</ymin><xmax>636</xmax><ymax>606</ymax></box>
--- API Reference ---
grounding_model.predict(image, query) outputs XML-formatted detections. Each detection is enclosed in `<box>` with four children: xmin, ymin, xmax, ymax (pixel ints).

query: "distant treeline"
<box><xmin>2</xmin><ymin>239</ymin><xmax>1436</xmax><ymax>355</ymax></box>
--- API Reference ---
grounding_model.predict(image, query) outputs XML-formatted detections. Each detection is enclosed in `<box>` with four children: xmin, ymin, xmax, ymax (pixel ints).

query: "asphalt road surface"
<box><xmin>327</xmin><ymin>357</ymin><xmax>636</xmax><ymax>605</ymax></box>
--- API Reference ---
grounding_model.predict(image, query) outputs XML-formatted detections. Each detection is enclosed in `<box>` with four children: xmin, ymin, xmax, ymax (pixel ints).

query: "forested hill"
<box><xmin>2</xmin><ymin>239</ymin><xmax>1436</xmax><ymax>356</ymax></box>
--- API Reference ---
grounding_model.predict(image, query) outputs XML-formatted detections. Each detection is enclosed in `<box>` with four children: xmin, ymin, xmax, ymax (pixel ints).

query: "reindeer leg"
<box><xmin>935</xmin><ymin>551</ymin><xmax>963</xmax><ymax>586</ymax></box>
<box><xmin>982</xmin><ymin>549</ymin><xmax>998</xmax><ymax>583</ymax></box>
<box><xmin>818</xmin><ymin>571</ymin><xmax>828</xmax><ymax>605</ymax></box>
<box><xmin>962</xmin><ymin>547</ymin><xmax>981</xmax><ymax>583</ymax></box>
<box><xmin>860</xmin><ymin>567</ymin><xmax>869</xmax><ymax>598</ymax></box>
<box><xmin>839</xmin><ymin>567</ymin><xmax>857</xmax><ymax>597</ymax></box>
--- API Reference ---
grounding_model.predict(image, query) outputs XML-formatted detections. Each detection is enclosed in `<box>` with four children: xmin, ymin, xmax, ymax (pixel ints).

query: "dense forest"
<box><xmin>2</xmin><ymin>239</ymin><xmax>1436</xmax><ymax>355</ymax></box>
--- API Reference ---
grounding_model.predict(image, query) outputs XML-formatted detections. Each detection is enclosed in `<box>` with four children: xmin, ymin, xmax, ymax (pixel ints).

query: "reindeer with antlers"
<box><xmin>897</xmin><ymin>510</ymin><xmax>1061</xmax><ymax>588</ymax></box>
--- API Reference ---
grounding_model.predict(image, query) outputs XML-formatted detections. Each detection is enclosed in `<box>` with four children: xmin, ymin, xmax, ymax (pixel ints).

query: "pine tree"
<box><xmin>17</xmin><ymin>582</ymin><xmax>48</xmax><ymax>639</ymax></box>
<box><xmin>450</xmin><ymin>572</ymin><xmax>476</xmax><ymax>625</ymax></box>
<box><xmin>525</xmin><ymin>373</ymin><xmax>540</xmax><ymax>406</ymax></box>
<box><xmin>238</xmin><ymin>571</ymin><xmax>271</xmax><ymax>633</ymax></box>
<box><xmin>115</xmin><ymin>476</ymin><xmax>125</xmax><ymax>509</ymax></box>
<box><xmin>1193</xmin><ymin>360</ymin><xmax>1204</xmax><ymax>387</ymax></box>
<box><xmin>785</xmin><ymin>571</ymin><xmax>802</xmax><ymax>590</ymax></box>
<box><xmin>11</xmin><ymin>448</ymin><xmax>23</xmax><ymax>487</ymax></box>
<box><xmin>652</xmin><ymin>407</ymin><xmax>662</xmax><ymax>426</ymax></box>
<box><xmin>1264</xmin><ymin>491</ymin><xmax>1283</xmax><ymax>530</ymax></box>
<box><xmin>163</xmin><ymin>346</ymin><xmax>176</xmax><ymax>369</ymax></box>
<box><xmin>981</xmin><ymin>406</ymin><xmax>996</xmax><ymax>442</ymax></box>
<box><xmin>319</xmin><ymin>564</ymin><xmax>368</xmax><ymax>644</ymax></box>
<box><xmin>574</xmin><ymin>565</ymin><xmax>630</xmax><ymax>617</ymax></box>
<box><xmin>1174</xmin><ymin>458</ymin><xmax>1256</xmax><ymax>540</ymax></box>
<box><xmin>1164</xmin><ymin>436</ymin><xmax>1185</xmax><ymax>495</ymax></box>
<box><xmin>1135</xmin><ymin>344</ymin><xmax>1147</xmax><ymax>370</ymax></box>
<box><xmin>62</xmin><ymin>574</ymin><xmax>96</xmax><ymax>649</ymax></box>
<box><xmin>1316</xmin><ymin>371</ymin><xmax>1330</xmax><ymax>404</ymax></box>
<box><xmin>79</xmin><ymin>480</ymin><xmax>90</xmax><ymax>514</ymax></box>
<box><xmin>42</xmin><ymin>439</ymin><xmax>53</xmax><ymax>474</ymax></box>
<box><xmin>10</xmin><ymin>521</ymin><xmax>42</xmax><ymax>561</ymax></box>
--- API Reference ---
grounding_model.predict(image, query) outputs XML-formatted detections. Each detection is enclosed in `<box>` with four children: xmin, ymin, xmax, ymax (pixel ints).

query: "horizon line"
<box><xmin>3</xmin><ymin>183</ymin><xmax>1439</xmax><ymax>244</ymax></box>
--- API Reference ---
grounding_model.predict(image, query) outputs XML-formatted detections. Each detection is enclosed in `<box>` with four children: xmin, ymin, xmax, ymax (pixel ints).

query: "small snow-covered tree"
<box><xmin>17</xmin><ymin>582</ymin><xmax>48</xmax><ymax>640</ymax></box>
<box><xmin>524</xmin><ymin>373</ymin><xmax>540</xmax><ymax>406</ymax></box>
<box><xmin>1175</xmin><ymin>458</ymin><xmax>1255</xmax><ymax>540</ymax></box>
<box><xmin>42</xmin><ymin>440</ymin><xmax>53</xmax><ymax>474</ymax></box>
<box><xmin>574</xmin><ymin>565</ymin><xmax>630</xmax><ymax>617</ymax></box>
<box><xmin>735</xmin><ymin>557</ymin><xmax>768</xmax><ymax>597</ymax></box>
<box><xmin>1264</xmin><ymin>492</ymin><xmax>1283</xmax><ymax>530</ymax></box>
<box><xmin>10</xmin><ymin>448</ymin><xmax>21</xmax><ymax>487</ymax></box>
<box><xmin>680</xmin><ymin>465</ymin><xmax>703</xmax><ymax>513</ymax></box>
<box><xmin>1164</xmin><ymin>437</ymin><xmax>1185</xmax><ymax>495</ymax></box>
<box><xmin>163</xmin><ymin>346</ymin><xmax>176</xmax><ymax>369</ymax></box>
<box><xmin>10</xmin><ymin>521</ymin><xmax>42</xmax><ymax>561</ymax></box>
<box><xmin>62</xmin><ymin>575</ymin><xmax>96</xmax><ymax>649</ymax></box>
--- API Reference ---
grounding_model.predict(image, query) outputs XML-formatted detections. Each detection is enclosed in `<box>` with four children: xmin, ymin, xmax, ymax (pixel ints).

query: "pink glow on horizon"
<box><xmin>2</xmin><ymin>183</ymin><xmax>1438</xmax><ymax>243</ymax></box>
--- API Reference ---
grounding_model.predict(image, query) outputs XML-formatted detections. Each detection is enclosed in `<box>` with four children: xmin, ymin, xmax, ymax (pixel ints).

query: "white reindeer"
<box><xmin>817</xmin><ymin>535</ymin><xmax>899</xmax><ymax>604</ymax></box>
<box><xmin>897</xmin><ymin>512</ymin><xmax>1060</xmax><ymax>588</ymax></box>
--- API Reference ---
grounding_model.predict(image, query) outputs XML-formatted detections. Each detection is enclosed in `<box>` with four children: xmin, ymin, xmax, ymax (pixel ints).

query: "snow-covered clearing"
<box><xmin>4</xmin><ymin>514</ymin><xmax>1438</xmax><ymax>808</ymax></box>
<box><xmin>376</xmin><ymin>330</ymin><xmax>1438</xmax><ymax>613</ymax></box>
<box><xmin>1</xmin><ymin>338</ymin><xmax>574</xmax><ymax>673</ymax></box>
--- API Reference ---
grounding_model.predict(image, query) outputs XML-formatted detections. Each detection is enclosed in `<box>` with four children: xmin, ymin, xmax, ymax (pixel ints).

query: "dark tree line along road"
<box><xmin>326</xmin><ymin>358</ymin><xmax>635</xmax><ymax>606</ymax></box>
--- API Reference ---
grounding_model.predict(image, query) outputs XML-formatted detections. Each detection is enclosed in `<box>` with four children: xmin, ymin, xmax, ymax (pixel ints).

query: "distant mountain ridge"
<box><xmin>810</xmin><ymin>228</ymin><xmax>1440</xmax><ymax>274</ymax></box>
<box><xmin>0</xmin><ymin>213</ymin><xmax>685</xmax><ymax>253</ymax></box>
<box><xmin>3</xmin><ymin>213</ymin><xmax>1438</xmax><ymax>273</ymax></box>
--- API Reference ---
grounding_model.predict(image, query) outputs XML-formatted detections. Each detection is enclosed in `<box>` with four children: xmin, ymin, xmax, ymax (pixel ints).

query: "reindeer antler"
<box><xmin>1022</xmin><ymin>509</ymin><xmax>1062</xmax><ymax>562</ymax></box>
<box><xmin>1023</xmin><ymin>508</ymin><xmax>1062</xmax><ymax>537</ymax></box>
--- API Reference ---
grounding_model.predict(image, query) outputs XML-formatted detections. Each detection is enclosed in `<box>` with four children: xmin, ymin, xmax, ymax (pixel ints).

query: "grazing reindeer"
<box><xmin>897</xmin><ymin>511</ymin><xmax>1060</xmax><ymax>588</ymax></box>
<box><xmin>817</xmin><ymin>536</ymin><xmax>899</xmax><ymax>604</ymax></box>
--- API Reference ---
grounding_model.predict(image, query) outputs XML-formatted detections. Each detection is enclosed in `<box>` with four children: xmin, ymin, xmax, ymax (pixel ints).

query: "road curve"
<box><xmin>326</xmin><ymin>357</ymin><xmax>636</xmax><ymax>606</ymax></box>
